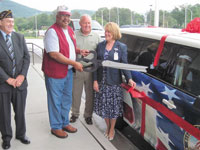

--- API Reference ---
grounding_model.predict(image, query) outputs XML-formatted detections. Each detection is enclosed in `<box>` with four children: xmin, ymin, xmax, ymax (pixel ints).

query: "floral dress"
<box><xmin>94</xmin><ymin>49</ymin><xmax>123</xmax><ymax>119</ymax></box>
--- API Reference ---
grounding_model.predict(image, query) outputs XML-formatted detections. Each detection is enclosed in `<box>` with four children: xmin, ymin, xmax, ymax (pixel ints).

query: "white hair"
<box><xmin>80</xmin><ymin>14</ymin><xmax>92</xmax><ymax>22</ymax></box>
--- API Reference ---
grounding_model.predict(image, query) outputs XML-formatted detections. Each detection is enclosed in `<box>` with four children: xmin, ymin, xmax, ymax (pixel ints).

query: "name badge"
<box><xmin>114</xmin><ymin>52</ymin><xmax>118</xmax><ymax>60</ymax></box>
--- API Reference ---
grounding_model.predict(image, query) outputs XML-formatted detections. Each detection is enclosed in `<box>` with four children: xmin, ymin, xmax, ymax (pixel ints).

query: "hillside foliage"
<box><xmin>1</xmin><ymin>0</ymin><xmax>200</xmax><ymax>37</ymax></box>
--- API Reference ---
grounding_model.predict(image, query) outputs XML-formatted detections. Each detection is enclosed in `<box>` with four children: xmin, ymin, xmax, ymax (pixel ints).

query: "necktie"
<box><xmin>6</xmin><ymin>34</ymin><xmax>16</xmax><ymax>76</ymax></box>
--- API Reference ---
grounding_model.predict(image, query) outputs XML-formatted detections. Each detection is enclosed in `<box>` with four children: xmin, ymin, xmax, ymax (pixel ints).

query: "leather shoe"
<box><xmin>85</xmin><ymin>117</ymin><xmax>93</xmax><ymax>125</ymax></box>
<box><xmin>62</xmin><ymin>125</ymin><xmax>77</xmax><ymax>133</ymax></box>
<box><xmin>70</xmin><ymin>115</ymin><xmax>78</xmax><ymax>123</ymax></box>
<box><xmin>16</xmin><ymin>136</ymin><xmax>31</xmax><ymax>144</ymax></box>
<box><xmin>2</xmin><ymin>141</ymin><xmax>10</xmax><ymax>149</ymax></box>
<box><xmin>51</xmin><ymin>129</ymin><xmax>68</xmax><ymax>138</ymax></box>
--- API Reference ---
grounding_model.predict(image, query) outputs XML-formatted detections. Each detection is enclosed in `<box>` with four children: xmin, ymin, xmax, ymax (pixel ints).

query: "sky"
<box><xmin>12</xmin><ymin>0</ymin><xmax>200</xmax><ymax>14</ymax></box>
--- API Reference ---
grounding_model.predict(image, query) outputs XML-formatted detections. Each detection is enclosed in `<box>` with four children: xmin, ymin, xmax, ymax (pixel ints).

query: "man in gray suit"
<box><xmin>0</xmin><ymin>10</ymin><xmax>30</xmax><ymax>149</ymax></box>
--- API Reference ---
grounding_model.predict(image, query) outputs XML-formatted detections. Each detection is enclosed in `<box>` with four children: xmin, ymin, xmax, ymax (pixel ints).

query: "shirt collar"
<box><xmin>0</xmin><ymin>30</ymin><xmax>12</xmax><ymax>40</ymax></box>
<box><xmin>79</xmin><ymin>29</ymin><xmax>93</xmax><ymax>36</ymax></box>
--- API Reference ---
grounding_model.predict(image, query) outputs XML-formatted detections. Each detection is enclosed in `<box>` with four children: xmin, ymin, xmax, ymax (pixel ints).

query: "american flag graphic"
<box><xmin>122</xmin><ymin>71</ymin><xmax>200</xmax><ymax>150</ymax></box>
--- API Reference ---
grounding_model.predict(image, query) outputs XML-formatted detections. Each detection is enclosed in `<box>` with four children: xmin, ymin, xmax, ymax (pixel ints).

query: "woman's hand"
<box><xmin>128</xmin><ymin>79</ymin><xmax>136</xmax><ymax>89</ymax></box>
<box><xmin>93</xmin><ymin>81</ymin><xmax>99</xmax><ymax>92</ymax></box>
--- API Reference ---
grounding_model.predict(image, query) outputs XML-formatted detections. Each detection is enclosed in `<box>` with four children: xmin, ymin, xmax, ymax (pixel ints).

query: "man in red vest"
<box><xmin>42</xmin><ymin>5</ymin><xmax>88</xmax><ymax>138</ymax></box>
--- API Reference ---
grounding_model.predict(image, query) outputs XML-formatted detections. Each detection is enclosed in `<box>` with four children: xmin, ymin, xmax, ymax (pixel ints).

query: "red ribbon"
<box><xmin>182</xmin><ymin>17</ymin><xmax>200</xmax><ymax>33</ymax></box>
<box><xmin>153</xmin><ymin>35</ymin><xmax>168</xmax><ymax>67</ymax></box>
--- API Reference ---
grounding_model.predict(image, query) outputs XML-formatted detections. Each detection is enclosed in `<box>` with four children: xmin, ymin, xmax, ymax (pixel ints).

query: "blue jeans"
<box><xmin>44</xmin><ymin>69</ymin><xmax>73</xmax><ymax>129</ymax></box>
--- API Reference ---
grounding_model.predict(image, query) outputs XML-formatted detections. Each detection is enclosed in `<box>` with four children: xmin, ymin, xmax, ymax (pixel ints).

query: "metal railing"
<box><xmin>26</xmin><ymin>42</ymin><xmax>43</xmax><ymax>65</ymax></box>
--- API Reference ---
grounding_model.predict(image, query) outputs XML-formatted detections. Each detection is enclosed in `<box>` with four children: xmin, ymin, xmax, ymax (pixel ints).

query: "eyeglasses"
<box><xmin>59</xmin><ymin>14</ymin><xmax>70</xmax><ymax>17</ymax></box>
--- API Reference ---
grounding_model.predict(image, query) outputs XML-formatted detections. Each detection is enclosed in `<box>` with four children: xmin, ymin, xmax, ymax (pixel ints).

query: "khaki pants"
<box><xmin>71</xmin><ymin>71</ymin><xmax>93</xmax><ymax>118</ymax></box>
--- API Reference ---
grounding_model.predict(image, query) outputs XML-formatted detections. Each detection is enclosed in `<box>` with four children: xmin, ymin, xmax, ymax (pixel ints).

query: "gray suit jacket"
<box><xmin>0</xmin><ymin>31</ymin><xmax>30</xmax><ymax>92</ymax></box>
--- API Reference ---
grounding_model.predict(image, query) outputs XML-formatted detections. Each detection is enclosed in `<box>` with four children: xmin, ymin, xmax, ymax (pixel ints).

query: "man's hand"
<box><xmin>6</xmin><ymin>78</ymin><xmax>17</xmax><ymax>88</ymax></box>
<box><xmin>80</xmin><ymin>49</ymin><xmax>90</xmax><ymax>57</ymax></box>
<box><xmin>73</xmin><ymin>62</ymin><xmax>83</xmax><ymax>72</ymax></box>
<box><xmin>15</xmin><ymin>75</ymin><xmax>25</xmax><ymax>87</ymax></box>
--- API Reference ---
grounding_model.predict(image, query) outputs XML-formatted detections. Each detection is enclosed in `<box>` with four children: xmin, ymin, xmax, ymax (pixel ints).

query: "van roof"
<box><xmin>120</xmin><ymin>27</ymin><xmax>200</xmax><ymax>49</ymax></box>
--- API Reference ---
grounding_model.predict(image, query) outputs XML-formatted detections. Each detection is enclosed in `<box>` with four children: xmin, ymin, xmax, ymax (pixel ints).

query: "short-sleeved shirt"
<box><xmin>75</xmin><ymin>30</ymin><xmax>101</xmax><ymax>66</ymax></box>
<box><xmin>44</xmin><ymin>28</ymin><xmax>76</xmax><ymax>69</ymax></box>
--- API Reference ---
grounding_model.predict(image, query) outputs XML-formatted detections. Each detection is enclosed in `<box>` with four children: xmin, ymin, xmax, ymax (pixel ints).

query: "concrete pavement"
<box><xmin>0</xmin><ymin>40</ymin><xmax>139</xmax><ymax>150</ymax></box>
<box><xmin>3</xmin><ymin>63</ymin><xmax>117</xmax><ymax>150</ymax></box>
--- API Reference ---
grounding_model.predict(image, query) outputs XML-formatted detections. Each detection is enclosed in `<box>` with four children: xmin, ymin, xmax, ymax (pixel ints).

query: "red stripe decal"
<box><xmin>121</xmin><ymin>83</ymin><xmax>200</xmax><ymax>140</ymax></box>
<box><xmin>140</xmin><ymin>102</ymin><xmax>146</xmax><ymax>137</ymax></box>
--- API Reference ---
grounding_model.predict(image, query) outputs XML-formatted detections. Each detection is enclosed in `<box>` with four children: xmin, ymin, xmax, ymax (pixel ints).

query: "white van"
<box><xmin>118</xmin><ymin>27</ymin><xmax>200</xmax><ymax>150</ymax></box>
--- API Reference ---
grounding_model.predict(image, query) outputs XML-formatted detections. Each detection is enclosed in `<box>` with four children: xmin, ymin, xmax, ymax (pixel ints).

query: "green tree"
<box><xmin>13</xmin><ymin>3</ymin><xmax>200</xmax><ymax>38</ymax></box>
<box><xmin>171</xmin><ymin>6</ymin><xmax>185</xmax><ymax>28</ymax></box>
<box><xmin>93</xmin><ymin>7</ymin><xmax>145</xmax><ymax>27</ymax></box>
<box><xmin>192</xmin><ymin>4</ymin><xmax>200</xmax><ymax>18</ymax></box>
<box><xmin>14</xmin><ymin>23</ymin><xmax>18</xmax><ymax>32</ymax></box>
<box><xmin>119</xmin><ymin>8</ymin><xmax>131</xmax><ymax>26</ymax></box>
<box><xmin>159</xmin><ymin>11</ymin><xmax>177</xmax><ymax>28</ymax></box>
<box><xmin>146</xmin><ymin>9</ymin><xmax>154</xmax><ymax>26</ymax></box>
<box><xmin>132</xmin><ymin>12</ymin><xmax>145</xmax><ymax>25</ymax></box>
<box><xmin>110</xmin><ymin>7</ymin><xmax>118</xmax><ymax>23</ymax></box>
<box><xmin>15</xmin><ymin>18</ymin><xmax>26</xmax><ymax>31</ymax></box>
<box><xmin>37</xmin><ymin>13</ymin><xmax>51</xmax><ymax>29</ymax></box>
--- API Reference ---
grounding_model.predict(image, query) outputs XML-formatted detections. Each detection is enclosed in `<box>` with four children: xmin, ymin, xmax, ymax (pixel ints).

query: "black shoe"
<box><xmin>16</xmin><ymin>136</ymin><xmax>30</xmax><ymax>144</ymax></box>
<box><xmin>70</xmin><ymin>115</ymin><xmax>78</xmax><ymax>123</ymax></box>
<box><xmin>85</xmin><ymin>117</ymin><xmax>93</xmax><ymax>125</ymax></box>
<box><xmin>2</xmin><ymin>141</ymin><xmax>10</xmax><ymax>149</ymax></box>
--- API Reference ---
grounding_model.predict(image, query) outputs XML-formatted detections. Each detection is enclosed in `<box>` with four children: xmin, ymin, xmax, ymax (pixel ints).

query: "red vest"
<box><xmin>42</xmin><ymin>23</ymin><xmax>76</xmax><ymax>78</ymax></box>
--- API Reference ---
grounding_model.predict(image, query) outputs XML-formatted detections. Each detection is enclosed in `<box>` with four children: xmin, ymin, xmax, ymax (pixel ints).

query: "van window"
<box><xmin>156</xmin><ymin>45</ymin><xmax>200</xmax><ymax>96</ymax></box>
<box><xmin>121</xmin><ymin>34</ymin><xmax>137</xmax><ymax>63</ymax></box>
<box><xmin>120</xmin><ymin>33</ymin><xmax>200</xmax><ymax>96</ymax></box>
<box><xmin>135</xmin><ymin>40</ymin><xmax>159</xmax><ymax>67</ymax></box>
<box><xmin>121</xmin><ymin>33</ymin><xmax>160</xmax><ymax>65</ymax></box>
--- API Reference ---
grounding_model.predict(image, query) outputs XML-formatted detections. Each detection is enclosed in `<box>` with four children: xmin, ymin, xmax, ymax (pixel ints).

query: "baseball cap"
<box><xmin>57</xmin><ymin>5</ymin><xmax>71</xmax><ymax>16</ymax></box>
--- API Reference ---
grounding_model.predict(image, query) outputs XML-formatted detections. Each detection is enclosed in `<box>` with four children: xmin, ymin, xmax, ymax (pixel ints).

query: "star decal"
<box><xmin>156</xmin><ymin>113</ymin><xmax>174</xmax><ymax>149</ymax></box>
<box><xmin>157</xmin><ymin>126</ymin><xmax>174</xmax><ymax>150</ymax></box>
<box><xmin>161</xmin><ymin>86</ymin><xmax>180</xmax><ymax>100</ymax></box>
<box><xmin>137</xmin><ymin>81</ymin><xmax>153</xmax><ymax>95</ymax></box>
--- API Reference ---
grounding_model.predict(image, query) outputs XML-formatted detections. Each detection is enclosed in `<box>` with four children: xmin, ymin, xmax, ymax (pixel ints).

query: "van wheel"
<box><xmin>115</xmin><ymin>116</ymin><xmax>128</xmax><ymax>131</ymax></box>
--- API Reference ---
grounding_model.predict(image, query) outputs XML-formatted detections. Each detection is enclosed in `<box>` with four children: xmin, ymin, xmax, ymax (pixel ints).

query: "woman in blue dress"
<box><xmin>93</xmin><ymin>22</ymin><xmax>136</xmax><ymax>141</ymax></box>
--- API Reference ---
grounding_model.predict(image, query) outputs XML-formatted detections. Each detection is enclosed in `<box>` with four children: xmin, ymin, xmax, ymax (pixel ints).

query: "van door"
<box><xmin>122</xmin><ymin>35</ymin><xmax>200</xmax><ymax>149</ymax></box>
